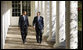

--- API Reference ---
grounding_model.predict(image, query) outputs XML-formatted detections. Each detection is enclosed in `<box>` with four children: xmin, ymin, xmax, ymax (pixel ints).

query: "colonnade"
<box><xmin>35</xmin><ymin>1</ymin><xmax>78</xmax><ymax>49</ymax></box>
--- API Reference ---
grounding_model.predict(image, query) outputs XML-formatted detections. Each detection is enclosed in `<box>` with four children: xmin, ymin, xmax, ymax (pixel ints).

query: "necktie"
<box><xmin>38</xmin><ymin>16</ymin><xmax>40</xmax><ymax>21</ymax></box>
<box><xmin>23</xmin><ymin>16</ymin><xmax>25</xmax><ymax>21</ymax></box>
<box><xmin>23</xmin><ymin>16</ymin><xmax>26</xmax><ymax>25</ymax></box>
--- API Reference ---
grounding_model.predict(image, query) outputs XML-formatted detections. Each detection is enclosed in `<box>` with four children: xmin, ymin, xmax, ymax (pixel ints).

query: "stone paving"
<box><xmin>4</xmin><ymin>27</ymin><xmax>55</xmax><ymax>49</ymax></box>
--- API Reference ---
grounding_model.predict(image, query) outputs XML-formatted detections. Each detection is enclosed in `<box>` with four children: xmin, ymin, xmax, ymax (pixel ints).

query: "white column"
<box><xmin>59</xmin><ymin>1</ymin><xmax>66</xmax><ymax>47</ymax></box>
<box><xmin>38</xmin><ymin>1</ymin><xmax>41</xmax><ymax>12</ymax></box>
<box><xmin>32</xmin><ymin>1</ymin><xmax>35</xmax><ymax>23</ymax></box>
<box><xmin>41</xmin><ymin>1</ymin><xmax>43</xmax><ymax>16</ymax></box>
<box><xmin>42</xmin><ymin>1</ymin><xmax>46</xmax><ymax>42</ymax></box>
<box><xmin>53</xmin><ymin>1</ymin><xmax>60</xmax><ymax>48</ymax></box>
<box><xmin>43</xmin><ymin>1</ymin><xmax>47</xmax><ymax>37</ymax></box>
<box><xmin>35</xmin><ymin>1</ymin><xmax>38</xmax><ymax>16</ymax></box>
<box><xmin>65</xmin><ymin>1</ymin><xmax>78</xmax><ymax>49</ymax></box>
<box><xmin>47</xmin><ymin>1</ymin><xmax>52</xmax><ymax>42</ymax></box>
<box><xmin>41</xmin><ymin>1</ymin><xmax>45</xmax><ymax>17</ymax></box>
<box><xmin>38</xmin><ymin>1</ymin><xmax>39</xmax><ymax>11</ymax></box>
<box><xmin>53</xmin><ymin>1</ymin><xmax>66</xmax><ymax>48</ymax></box>
<box><xmin>70</xmin><ymin>1</ymin><xmax>78</xmax><ymax>49</ymax></box>
<box><xmin>20</xmin><ymin>1</ymin><xmax>22</xmax><ymax>15</ymax></box>
<box><xmin>51</xmin><ymin>1</ymin><xmax>56</xmax><ymax>42</ymax></box>
<box><xmin>43</xmin><ymin>1</ymin><xmax>50</xmax><ymax>41</ymax></box>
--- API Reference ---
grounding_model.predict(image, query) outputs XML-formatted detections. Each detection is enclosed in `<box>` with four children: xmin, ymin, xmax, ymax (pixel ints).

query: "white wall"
<box><xmin>1</xmin><ymin>1</ymin><xmax>11</xmax><ymax>49</ymax></box>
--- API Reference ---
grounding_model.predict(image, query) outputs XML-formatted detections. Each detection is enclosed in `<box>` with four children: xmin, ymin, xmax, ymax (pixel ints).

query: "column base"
<box><xmin>42</xmin><ymin>35</ymin><xmax>48</xmax><ymax>42</ymax></box>
<box><xmin>53</xmin><ymin>43</ymin><xmax>60</xmax><ymax>48</ymax></box>
<box><xmin>47</xmin><ymin>37</ymin><xmax>51</xmax><ymax>42</ymax></box>
<box><xmin>46</xmin><ymin>37</ymin><xmax>55</xmax><ymax>45</ymax></box>
<box><xmin>53</xmin><ymin>43</ymin><xmax>66</xmax><ymax>49</ymax></box>
<box><xmin>42</xmin><ymin>33</ymin><xmax>46</xmax><ymax>37</ymax></box>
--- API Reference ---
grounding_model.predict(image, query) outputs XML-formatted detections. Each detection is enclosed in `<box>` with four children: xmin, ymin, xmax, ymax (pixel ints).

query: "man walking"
<box><xmin>19</xmin><ymin>11</ymin><xmax>29</xmax><ymax>44</ymax></box>
<box><xmin>33</xmin><ymin>12</ymin><xmax>44</xmax><ymax>43</ymax></box>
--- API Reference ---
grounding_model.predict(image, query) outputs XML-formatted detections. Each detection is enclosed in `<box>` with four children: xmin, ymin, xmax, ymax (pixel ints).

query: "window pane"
<box><xmin>12</xmin><ymin>9</ymin><xmax>14</xmax><ymax>12</ymax></box>
<box><xmin>14</xmin><ymin>13</ymin><xmax>17</xmax><ymax>16</ymax></box>
<box><xmin>22</xmin><ymin>1</ymin><xmax>31</xmax><ymax>16</ymax></box>
<box><xmin>18</xmin><ymin>4</ymin><xmax>20</xmax><ymax>8</ymax></box>
<box><xmin>17</xmin><ymin>9</ymin><xmax>20</xmax><ymax>12</ymax></box>
<box><xmin>12</xmin><ymin>1</ymin><xmax>20</xmax><ymax>16</ymax></box>
<box><xmin>17</xmin><ymin>13</ymin><xmax>20</xmax><ymax>16</ymax></box>
<box><xmin>12</xmin><ymin>13</ymin><xmax>14</xmax><ymax>16</ymax></box>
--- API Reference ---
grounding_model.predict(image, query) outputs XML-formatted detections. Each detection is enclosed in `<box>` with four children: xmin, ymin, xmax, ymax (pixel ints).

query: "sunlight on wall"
<box><xmin>1</xmin><ymin>1</ymin><xmax>11</xmax><ymax>49</ymax></box>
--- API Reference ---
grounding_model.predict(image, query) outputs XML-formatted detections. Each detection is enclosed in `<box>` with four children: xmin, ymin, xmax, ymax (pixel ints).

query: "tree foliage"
<box><xmin>78</xmin><ymin>1</ymin><xmax>82</xmax><ymax>30</ymax></box>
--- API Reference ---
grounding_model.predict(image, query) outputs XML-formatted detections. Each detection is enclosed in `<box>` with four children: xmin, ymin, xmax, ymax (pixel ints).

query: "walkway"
<box><xmin>4</xmin><ymin>26</ymin><xmax>54</xmax><ymax>49</ymax></box>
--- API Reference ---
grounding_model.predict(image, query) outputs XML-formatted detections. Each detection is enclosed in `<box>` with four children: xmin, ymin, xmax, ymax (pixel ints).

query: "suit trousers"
<box><xmin>35</xmin><ymin>28</ymin><xmax>42</xmax><ymax>43</ymax></box>
<box><xmin>20</xmin><ymin>25</ymin><xmax>27</xmax><ymax>43</ymax></box>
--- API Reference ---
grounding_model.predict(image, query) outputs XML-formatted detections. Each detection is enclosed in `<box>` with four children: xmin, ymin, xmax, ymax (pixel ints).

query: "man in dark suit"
<box><xmin>19</xmin><ymin>11</ymin><xmax>29</xmax><ymax>44</ymax></box>
<box><xmin>33</xmin><ymin>12</ymin><xmax>44</xmax><ymax>43</ymax></box>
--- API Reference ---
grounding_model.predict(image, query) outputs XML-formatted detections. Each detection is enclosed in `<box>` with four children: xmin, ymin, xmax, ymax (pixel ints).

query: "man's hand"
<box><xmin>34</xmin><ymin>26</ymin><xmax>35</xmax><ymax>29</ymax></box>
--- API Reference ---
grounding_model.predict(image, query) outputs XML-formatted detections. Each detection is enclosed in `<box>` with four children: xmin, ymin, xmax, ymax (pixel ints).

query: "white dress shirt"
<box><xmin>38</xmin><ymin>16</ymin><xmax>40</xmax><ymax>21</ymax></box>
<box><xmin>23</xmin><ymin>15</ymin><xmax>26</xmax><ymax>21</ymax></box>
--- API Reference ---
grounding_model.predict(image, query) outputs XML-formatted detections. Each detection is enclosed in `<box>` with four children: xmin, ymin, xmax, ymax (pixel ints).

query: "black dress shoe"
<box><xmin>37</xmin><ymin>41</ymin><xmax>39</xmax><ymax>43</ymax></box>
<box><xmin>25</xmin><ymin>39</ymin><xmax>27</xmax><ymax>42</ymax></box>
<box><xmin>23</xmin><ymin>40</ymin><xmax>26</xmax><ymax>44</ymax></box>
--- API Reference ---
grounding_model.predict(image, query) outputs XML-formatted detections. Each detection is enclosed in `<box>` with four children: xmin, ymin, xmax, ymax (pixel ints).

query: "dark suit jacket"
<box><xmin>33</xmin><ymin>16</ymin><xmax>44</xmax><ymax>30</ymax></box>
<box><xmin>19</xmin><ymin>15</ymin><xmax>29</xmax><ymax>28</ymax></box>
